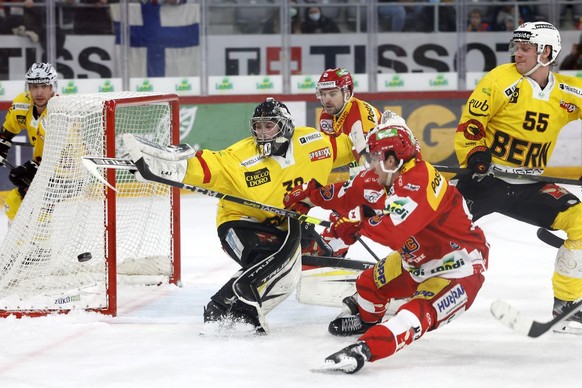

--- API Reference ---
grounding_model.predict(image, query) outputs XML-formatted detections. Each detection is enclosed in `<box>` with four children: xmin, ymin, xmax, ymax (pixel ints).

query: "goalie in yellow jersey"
<box><xmin>1</xmin><ymin>62</ymin><xmax>57</xmax><ymax>225</ymax></box>
<box><xmin>454</xmin><ymin>21</ymin><xmax>582</xmax><ymax>334</ymax></box>
<box><xmin>124</xmin><ymin>97</ymin><xmax>355</xmax><ymax>334</ymax></box>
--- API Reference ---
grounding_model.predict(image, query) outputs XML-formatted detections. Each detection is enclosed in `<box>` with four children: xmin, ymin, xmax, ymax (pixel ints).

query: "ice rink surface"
<box><xmin>0</xmin><ymin>188</ymin><xmax>580</xmax><ymax>387</ymax></box>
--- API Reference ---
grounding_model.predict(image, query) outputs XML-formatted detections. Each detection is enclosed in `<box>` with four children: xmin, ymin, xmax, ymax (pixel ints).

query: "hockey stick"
<box><xmin>536</xmin><ymin>228</ymin><xmax>564</xmax><ymax>249</ymax></box>
<box><xmin>81</xmin><ymin>156</ymin><xmax>381</xmax><ymax>261</ymax></box>
<box><xmin>83</xmin><ymin>156</ymin><xmax>382</xmax><ymax>262</ymax></box>
<box><xmin>434</xmin><ymin>165</ymin><xmax>582</xmax><ymax>186</ymax></box>
<box><xmin>490</xmin><ymin>298</ymin><xmax>582</xmax><ymax>338</ymax></box>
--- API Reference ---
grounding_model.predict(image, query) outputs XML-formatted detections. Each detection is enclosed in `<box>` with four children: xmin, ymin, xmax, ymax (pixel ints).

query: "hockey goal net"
<box><xmin>0</xmin><ymin>92</ymin><xmax>181</xmax><ymax>317</ymax></box>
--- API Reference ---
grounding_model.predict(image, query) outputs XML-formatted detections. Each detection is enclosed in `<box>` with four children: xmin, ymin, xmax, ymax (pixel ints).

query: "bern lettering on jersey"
<box><xmin>491</xmin><ymin>129</ymin><xmax>550</xmax><ymax>167</ymax></box>
<box><xmin>245</xmin><ymin>167</ymin><xmax>271</xmax><ymax>187</ymax></box>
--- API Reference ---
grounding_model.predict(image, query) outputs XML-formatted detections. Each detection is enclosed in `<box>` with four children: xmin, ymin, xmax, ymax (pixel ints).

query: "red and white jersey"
<box><xmin>310</xmin><ymin>160</ymin><xmax>489</xmax><ymax>282</ymax></box>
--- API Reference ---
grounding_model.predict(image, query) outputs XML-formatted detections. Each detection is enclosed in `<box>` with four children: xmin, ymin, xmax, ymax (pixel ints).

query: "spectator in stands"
<box><xmin>467</xmin><ymin>8</ymin><xmax>491</xmax><ymax>32</ymax></box>
<box><xmin>0</xmin><ymin>0</ymin><xmax>39</xmax><ymax>42</ymax></box>
<box><xmin>301</xmin><ymin>5</ymin><xmax>340</xmax><ymax>34</ymax></box>
<box><xmin>378</xmin><ymin>0</ymin><xmax>406</xmax><ymax>32</ymax></box>
<box><xmin>23</xmin><ymin>0</ymin><xmax>69</xmax><ymax>59</ymax></box>
<box><xmin>560</xmin><ymin>33</ymin><xmax>582</xmax><ymax>70</ymax></box>
<box><xmin>492</xmin><ymin>4</ymin><xmax>522</xmax><ymax>31</ymax></box>
<box><xmin>263</xmin><ymin>0</ymin><xmax>301</xmax><ymax>34</ymax></box>
<box><xmin>73</xmin><ymin>0</ymin><xmax>112</xmax><ymax>35</ymax></box>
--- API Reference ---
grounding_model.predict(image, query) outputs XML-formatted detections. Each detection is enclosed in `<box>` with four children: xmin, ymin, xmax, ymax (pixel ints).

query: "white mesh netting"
<box><xmin>0</xmin><ymin>92</ymin><xmax>179</xmax><ymax>315</ymax></box>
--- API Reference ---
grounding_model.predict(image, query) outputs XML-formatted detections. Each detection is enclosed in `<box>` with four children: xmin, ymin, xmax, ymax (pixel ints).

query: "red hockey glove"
<box><xmin>330</xmin><ymin>207</ymin><xmax>364</xmax><ymax>246</ymax></box>
<box><xmin>283</xmin><ymin>179</ymin><xmax>323</xmax><ymax>214</ymax></box>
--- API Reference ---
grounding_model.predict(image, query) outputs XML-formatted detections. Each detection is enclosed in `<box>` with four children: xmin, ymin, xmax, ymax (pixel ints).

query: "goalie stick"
<box><xmin>434</xmin><ymin>165</ymin><xmax>582</xmax><ymax>186</ymax></box>
<box><xmin>490</xmin><ymin>298</ymin><xmax>582</xmax><ymax>338</ymax></box>
<box><xmin>82</xmin><ymin>156</ymin><xmax>381</xmax><ymax>261</ymax></box>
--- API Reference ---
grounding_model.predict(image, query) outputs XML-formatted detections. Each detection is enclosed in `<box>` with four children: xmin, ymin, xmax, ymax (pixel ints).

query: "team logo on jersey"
<box><xmin>319</xmin><ymin>119</ymin><xmax>334</xmax><ymax>134</ymax></box>
<box><xmin>467</xmin><ymin>98</ymin><xmax>488</xmax><ymax>117</ymax></box>
<box><xmin>245</xmin><ymin>167</ymin><xmax>271</xmax><ymax>187</ymax></box>
<box><xmin>541</xmin><ymin>184</ymin><xmax>569</xmax><ymax>199</ymax></box>
<box><xmin>458</xmin><ymin>119</ymin><xmax>485</xmax><ymax>141</ymax></box>
<box><xmin>559</xmin><ymin>83</ymin><xmax>582</xmax><ymax>97</ymax></box>
<box><xmin>319</xmin><ymin>184</ymin><xmax>335</xmax><ymax>201</ymax></box>
<box><xmin>559</xmin><ymin>100</ymin><xmax>577</xmax><ymax>113</ymax></box>
<box><xmin>298</xmin><ymin>132</ymin><xmax>322</xmax><ymax>144</ymax></box>
<box><xmin>309</xmin><ymin>147</ymin><xmax>331</xmax><ymax>161</ymax></box>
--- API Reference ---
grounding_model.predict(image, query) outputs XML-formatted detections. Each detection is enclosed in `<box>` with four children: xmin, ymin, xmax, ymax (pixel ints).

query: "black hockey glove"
<box><xmin>9</xmin><ymin>160</ymin><xmax>39</xmax><ymax>190</ymax></box>
<box><xmin>0</xmin><ymin>135</ymin><xmax>13</xmax><ymax>166</ymax></box>
<box><xmin>467</xmin><ymin>150</ymin><xmax>491</xmax><ymax>175</ymax></box>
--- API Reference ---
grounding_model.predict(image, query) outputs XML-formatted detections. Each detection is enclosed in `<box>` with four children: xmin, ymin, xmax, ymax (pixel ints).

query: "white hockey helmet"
<box><xmin>510</xmin><ymin>21</ymin><xmax>561</xmax><ymax>63</ymax></box>
<box><xmin>25</xmin><ymin>62</ymin><xmax>58</xmax><ymax>90</ymax></box>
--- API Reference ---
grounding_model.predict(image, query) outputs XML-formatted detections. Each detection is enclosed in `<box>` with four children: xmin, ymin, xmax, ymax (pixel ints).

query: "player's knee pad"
<box><xmin>233</xmin><ymin>218</ymin><xmax>302</xmax><ymax>316</ymax></box>
<box><xmin>218</xmin><ymin>221</ymin><xmax>288</xmax><ymax>268</ymax></box>
<box><xmin>554</xmin><ymin>245</ymin><xmax>582</xmax><ymax>279</ymax></box>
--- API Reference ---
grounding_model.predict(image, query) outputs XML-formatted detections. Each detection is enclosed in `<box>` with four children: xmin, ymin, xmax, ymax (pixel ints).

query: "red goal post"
<box><xmin>0</xmin><ymin>92</ymin><xmax>181</xmax><ymax>317</ymax></box>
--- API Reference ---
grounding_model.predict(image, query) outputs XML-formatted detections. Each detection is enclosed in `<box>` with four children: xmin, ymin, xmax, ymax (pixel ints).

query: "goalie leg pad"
<box><xmin>233</xmin><ymin>218</ymin><xmax>302</xmax><ymax>316</ymax></box>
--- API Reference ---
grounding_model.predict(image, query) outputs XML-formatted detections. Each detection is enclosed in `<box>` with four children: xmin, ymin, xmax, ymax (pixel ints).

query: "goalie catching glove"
<box><xmin>283</xmin><ymin>179</ymin><xmax>323</xmax><ymax>214</ymax></box>
<box><xmin>123</xmin><ymin>134</ymin><xmax>195</xmax><ymax>183</ymax></box>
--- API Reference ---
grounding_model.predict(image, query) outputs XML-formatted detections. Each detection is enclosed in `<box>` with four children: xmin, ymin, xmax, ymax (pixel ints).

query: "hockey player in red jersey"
<box><xmin>303</xmin><ymin>68</ymin><xmax>382</xmax><ymax>257</ymax></box>
<box><xmin>285</xmin><ymin>123</ymin><xmax>489</xmax><ymax>373</ymax></box>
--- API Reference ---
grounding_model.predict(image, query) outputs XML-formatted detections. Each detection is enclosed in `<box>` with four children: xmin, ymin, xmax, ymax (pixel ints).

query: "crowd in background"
<box><xmin>2</xmin><ymin>1</ymin><xmax>582</xmax><ymax>70</ymax></box>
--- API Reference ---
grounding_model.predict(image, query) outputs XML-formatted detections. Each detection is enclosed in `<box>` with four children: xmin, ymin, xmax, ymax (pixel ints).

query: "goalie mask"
<box><xmin>250</xmin><ymin>97</ymin><xmax>295</xmax><ymax>157</ymax></box>
<box><xmin>510</xmin><ymin>21</ymin><xmax>561</xmax><ymax>75</ymax></box>
<box><xmin>25</xmin><ymin>62</ymin><xmax>58</xmax><ymax>91</ymax></box>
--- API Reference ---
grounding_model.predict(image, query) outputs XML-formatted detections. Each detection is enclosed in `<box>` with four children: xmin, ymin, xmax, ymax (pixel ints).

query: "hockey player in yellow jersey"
<box><xmin>124</xmin><ymin>97</ymin><xmax>355</xmax><ymax>334</ymax></box>
<box><xmin>454</xmin><ymin>21</ymin><xmax>582</xmax><ymax>334</ymax></box>
<box><xmin>1</xmin><ymin>62</ymin><xmax>57</xmax><ymax>225</ymax></box>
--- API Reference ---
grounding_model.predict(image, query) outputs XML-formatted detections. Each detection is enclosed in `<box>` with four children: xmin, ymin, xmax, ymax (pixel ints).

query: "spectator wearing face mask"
<box><xmin>301</xmin><ymin>6</ymin><xmax>340</xmax><ymax>34</ymax></box>
<box><xmin>262</xmin><ymin>0</ymin><xmax>301</xmax><ymax>34</ymax></box>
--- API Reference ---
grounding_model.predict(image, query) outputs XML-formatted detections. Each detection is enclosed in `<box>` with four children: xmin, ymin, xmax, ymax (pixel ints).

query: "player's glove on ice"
<box><xmin>283</xmin><ymin>179</ymin><xmax>323</xmax><ymax>214</ymax></box>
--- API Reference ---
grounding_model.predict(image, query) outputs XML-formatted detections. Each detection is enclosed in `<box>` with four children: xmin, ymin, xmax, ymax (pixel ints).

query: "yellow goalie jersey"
<box><xmin>183</xmin><ymin>126</ymin><xmax>355</xmax><ymax>228</ymax></box>
<box><xmin>455</xmin><ymin>63</ymin><xmax>582</xmax><ymax>172</ymax></box>
<box><xmin>3</xmin><ymin>92</ymin><xmax>47</xmax><ymax>162</ymax></box>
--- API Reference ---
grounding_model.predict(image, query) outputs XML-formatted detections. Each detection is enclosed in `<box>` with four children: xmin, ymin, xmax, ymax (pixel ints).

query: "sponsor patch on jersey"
<box><xmin>403</xmin><ymin>183</ymin><xmax>421</xmax><ymax>192</ymax></box>
<box><xmin>541</xmin><ymin>184</ymin><xmax>570</xmax><ymax>199</ymax></box>
<box><xmin>432</xmin><ymin>284</ymin><xmax>468</xmax><ymax>321</ymax></box>
<box><xmin>240</xmin><ymin>155</ymin><xmax>263</xmax><ymax>167</ymax></box>
<box><xmin>559</xmin><ymin>83</ymin><xmax>582</xmax><ymax>97</ymax></box>
<box><xmin>245</xmin><ymin>167</ymin><xmax>271</xmax><ymax>187</ymax></box>
<box><xmin>319</xmin><ymin>119</ymin><xmax>334</xmax><ymax>134</ymax></box>
<box><xmin>384</xmin><ymin>196</ymin><xmax>418</xmax><ymax>226</ymax></box>
<box><xmin>298</xmin><ymin>132</ymin><xmax>322</xmax><ymax>145</ymax></box>
<box><xmin>559</xmin><ymin>100</ymin><xmax>577</xmax><ymax>113</ymax></box>
<box><xmin>309</xmin><ymin>147</ymin><xmax>331</xmax><ymax>161</ymax></box>
<box><xmin>12</xmin><ymin>103</ymin><xmax>30</xmax><ymax>111</ymax></box>
<box><xmin>467</xmin><ymin>98</ymin><xmax>489</xmax><ymax>117</ymax></box>
<box><xmin>16</xmin><ymin>115</ymin><xmax>26</xmax><ymax>125</ymax></box>
<box><xmin>363</xmin><ymin>189</ymin><xmax>384</xmax><ymax>203</ymax></box>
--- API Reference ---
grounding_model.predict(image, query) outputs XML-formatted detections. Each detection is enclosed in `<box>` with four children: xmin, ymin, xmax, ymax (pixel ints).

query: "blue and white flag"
<box><xmin>110</xmin><ymin>3</ymin><xmax>199</xmax><ymax>77</ymax></box>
